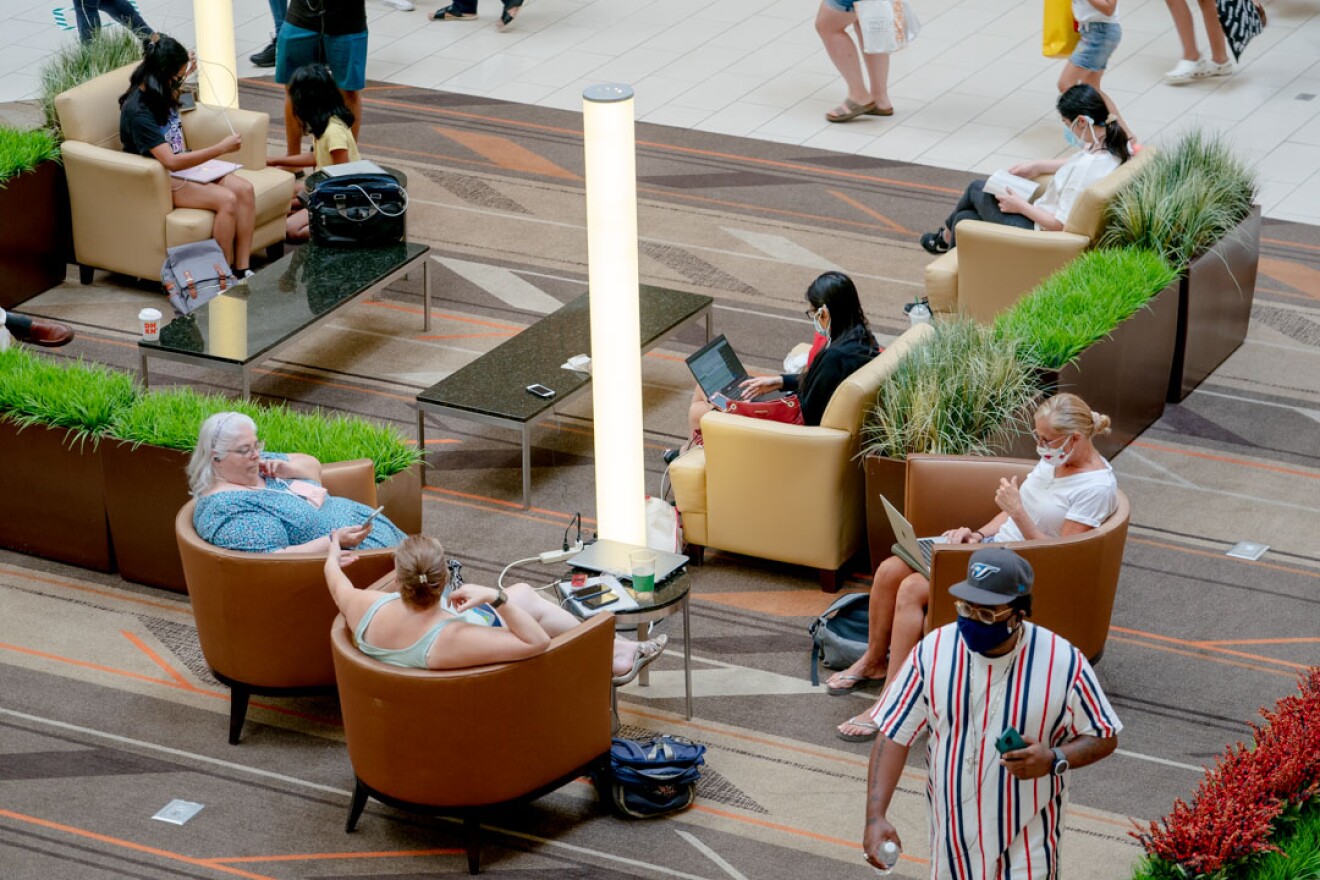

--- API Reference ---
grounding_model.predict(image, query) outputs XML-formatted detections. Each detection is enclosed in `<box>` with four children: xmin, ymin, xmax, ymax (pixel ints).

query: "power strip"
<box><xmin>539</xmin><ymin>541</ymin><xmax>584</xmax><ymax>565</ymax></box>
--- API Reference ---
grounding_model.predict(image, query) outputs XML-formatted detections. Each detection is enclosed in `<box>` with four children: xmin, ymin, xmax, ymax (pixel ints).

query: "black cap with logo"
<box><xmin>948</xmin><ymin>547</ymin><xmax>1034</xmax><ymax>606</ymax></box>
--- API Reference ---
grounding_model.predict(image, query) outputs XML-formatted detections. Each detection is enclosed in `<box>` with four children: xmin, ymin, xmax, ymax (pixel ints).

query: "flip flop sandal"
<box><xmin>826</xmin><ymin>98</ymin><xmax>877</xmax><ymax>123</ymax></box>
<box><xmin>866</xmin><ymin>106</ymin><xmax>895</xmax><ymax>117</ymax></box>
<box><xmin>837</xmin><ymin>716</ymin><xmax>880</xmax><ymax>743</ymax></box>
<box><xmin>825</xmin><ymin>673</ymin><xmax>886</xmax><ymax>695</ymax></box>
<box><xmin>432</xmin><ymin>6</ymin><xmax>477</xmax><ymax>19</ymax></box>
<box><xmin>613</xmin><ymin>634</ymin><xmax>668</xmax><ymax>686</ymax></box>
<box><xmin>920</xmin><ymin>229</ymin><xmax>951</xmax><ymax>255</ymax></box>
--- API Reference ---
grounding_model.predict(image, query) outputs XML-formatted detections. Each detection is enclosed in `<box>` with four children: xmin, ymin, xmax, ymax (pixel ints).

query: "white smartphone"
<box><xmin>361</xmin><ymin>505</ymin><xmax>385</xmax><ymax>528</ymax></box>
<box><xmin>526</xmin><ymin>383</ymin><xmax>556</xmax><ymax>399</ymax></box>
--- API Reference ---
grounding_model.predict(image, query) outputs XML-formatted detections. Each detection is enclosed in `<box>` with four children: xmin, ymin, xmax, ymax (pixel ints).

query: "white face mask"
<box><xmin>1036</xmin><ymin>435</ymin><xmax>1074</xmax><ymax>467</ymax></box>
<box><xmin>811</xmin><ymin>308</ymin><xmax>829</xmax><ymax>339</ymax></box>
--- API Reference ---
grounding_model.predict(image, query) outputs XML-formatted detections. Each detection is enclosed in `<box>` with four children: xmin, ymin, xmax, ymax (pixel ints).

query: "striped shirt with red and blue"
<box><xmin>869</xmin><ymin>622</ymin><xmax>1121</xmax><ymax>880</ymax></box>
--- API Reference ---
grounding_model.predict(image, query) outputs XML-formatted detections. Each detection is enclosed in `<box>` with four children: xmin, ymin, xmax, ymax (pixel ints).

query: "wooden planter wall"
<box><xmin>0</xmin><ymin>161</ymin><xmax>71</xmax><ymax>310</ymax></box>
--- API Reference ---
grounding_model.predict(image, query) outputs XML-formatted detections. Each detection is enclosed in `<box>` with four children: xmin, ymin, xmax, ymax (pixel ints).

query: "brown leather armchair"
<box><xmin>55</xmin><ymin>64</ymin><xmax>294</xmax><ymax>283</ymax></box>
<box><xmin>905</xmin><ymin>454</ymin><xmax>1130</xmax><ymax>663</ymax></box>
<box><xmin>668</xmin><ymin>322</ymin><xmax>935</xmax><ymax>592</ymax></box>
<box><xmin>175</xmin><ymin>460</ymin><xmax>397</xmax><ymax>744</ymax></box>
<box><xmin>330</xmin><ymin>612</ymin><xmax>615</xmax><ymax>874</ymax></box>
<box><xmin>924</xmin><ymin>150</ymin><xmax>1152</xmax><ymax>321</ymax></box>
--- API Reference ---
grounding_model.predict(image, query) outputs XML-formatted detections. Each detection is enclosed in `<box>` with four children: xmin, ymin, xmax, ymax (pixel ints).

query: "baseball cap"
<box><xmin>948</xmin><ymin>547</ymin><xmax>1034</xmax><ymax>606</ymax></box>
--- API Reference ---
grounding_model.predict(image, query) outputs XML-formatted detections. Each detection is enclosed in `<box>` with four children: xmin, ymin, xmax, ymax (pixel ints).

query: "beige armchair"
<box><xmin>174</xmin><ymin>460</ymin><xmax>397</xmax><ymax>744</ymax></box>
<box><xmin>904</xmin><ymin>454</ymin><xmax>1130</xmax><ymax>663</ymax></box>
<box><xmin>55</xmin><ymin>64</ymin><xmax>294</xmax><ymax>283</ymax></box>
<box><xmin>925</xmin><ymin>150</ymin><xmax>1152</xmax><ymax>321</ymax></box>
<box><xmin>669</xmin><ymin>322</ymin><xmax>935</xmax><ymax>592</ymax></box>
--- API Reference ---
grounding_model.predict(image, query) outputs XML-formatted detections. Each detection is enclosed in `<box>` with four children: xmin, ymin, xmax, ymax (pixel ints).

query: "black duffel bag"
<box><xmin>306</xmin><ymin>171</ymin><xmax>408</xmax><ymax>248</ymax></box>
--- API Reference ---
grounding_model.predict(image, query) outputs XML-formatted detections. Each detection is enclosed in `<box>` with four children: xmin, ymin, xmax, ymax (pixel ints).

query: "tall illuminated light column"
<box><xmin>583</xmin><ymin>84</ymin><xmax>646</xmax><ymax>547</ymax></box>
<box><xmin>194</xmin><ymin>0</ymin><xmax>239</xmax><ymax>108</ymax></box>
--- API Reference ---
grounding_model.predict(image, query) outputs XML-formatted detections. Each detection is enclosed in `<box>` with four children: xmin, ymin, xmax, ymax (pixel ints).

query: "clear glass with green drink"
<box><xmin>628</xmin><ymin>550</ymin><xmax>657</xmax><ymax>592</ymax></box>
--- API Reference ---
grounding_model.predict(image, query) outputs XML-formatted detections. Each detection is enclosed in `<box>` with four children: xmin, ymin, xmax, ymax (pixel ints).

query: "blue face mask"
<box><xmin>1062</xmin><ymin>122</ymin><xmax>1082</xmax><ymax>149</ymax></box>
<box><xmin>811</xmin><ymin>309</ymin><xmax>829</xmax><ymax>339</ymax></box>
<box><xmin>957</xmin><ymin>615</ymin><xmax>1017</xmax><ymax>655</ymax></box>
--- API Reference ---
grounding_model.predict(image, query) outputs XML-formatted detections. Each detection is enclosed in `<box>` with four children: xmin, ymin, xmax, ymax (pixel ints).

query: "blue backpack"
<box><xmin>808</xmin><ymin>592</ymin><xmax>870</xmax><ymax>686</ymax></box>
<box><xmin>598</xmin><ymin>736</ymin><xmax>706</xmax><ymax>819</ymax></box>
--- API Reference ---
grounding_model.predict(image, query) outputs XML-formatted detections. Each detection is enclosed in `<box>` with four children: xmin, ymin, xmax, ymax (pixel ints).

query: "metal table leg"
<box><xmin>417</xmin><ymin>407</ymin><xmax>426</xmax><ymax>463</ymax></box>
<box><xmin>682</xmin><ymin>594</ymin><xmax>692</xmax><ymax>719</ymax></box>
<box><xmin>521</xmin><ymin>423</ymin><xmax>532</xmax><ymax>510</ymax></box>
<box><xmin>139</xmin><ymin>352</ymin><xmax>150</xmax><ymax>389</ymax></box>
<box><xmin>423</xmin><ymin>257</ymin><xmax>432</xmax><ymax>332</ymax></box>
<box><xmin>704</xmin><ymin>309</ymin><xmax>712</xmax><ymax>343</ymax></box>
<box><xmin>241</xmin><ymin>365</ymin><xmax>251</xmax><ymax>400</ymax></box>
<box><xmin>636</xmin><ymin>621</ymin><xmax>651</xmax><ymax>687</ymax></box>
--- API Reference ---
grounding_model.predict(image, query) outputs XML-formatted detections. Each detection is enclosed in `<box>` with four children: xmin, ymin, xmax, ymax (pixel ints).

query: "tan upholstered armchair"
<box><xmin>55</xmin><ymin>64</ymin><xmax>294</xmax><ymax>284</ymax></box>
<box><xmin>669</xmin><ymin>322</ymin><xmax>935</xmax><ymax>592</ymax></box>
<box><xmin>924</xmin><ymin>150</ymin><xmax>1152</xmax><ymax>321</ymax></box>
<box><xmin>905</xmin><ymin>454</ymin><xmax>1130</xmax><ymax>663</ymax></box>
<box><xmin>175</xmin><ymin>459</ymin><xmax>397</xmax><ymax>744</ymax></box>
<box><xmin>331</xmin><ymin>612</ymin><xmax>615</xmax><ymax>874</ymax></box>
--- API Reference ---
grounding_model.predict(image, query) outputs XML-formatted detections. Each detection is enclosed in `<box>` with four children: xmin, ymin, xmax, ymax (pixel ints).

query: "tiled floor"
<box><xmin>3</xmin><ymin>0</ymin><xmax>1318</xmax><ymax>223</ymax></box>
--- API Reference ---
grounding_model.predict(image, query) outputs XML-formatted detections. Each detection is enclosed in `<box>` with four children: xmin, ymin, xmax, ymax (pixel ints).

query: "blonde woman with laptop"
<box><xmin>831</xmin><ymin>393</ymin><xmax>1117</xmax><ymax>742</ymax></box>
<box><xmin>118</xmin><ymin>34</ymin><xmax>256</xmax><ymax>278</ymax></box>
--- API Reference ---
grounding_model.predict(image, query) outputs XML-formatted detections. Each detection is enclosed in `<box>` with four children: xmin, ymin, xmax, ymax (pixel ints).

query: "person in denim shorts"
<box><xmin>275</xmin><ymin>0</ymin><xmax>368</xmax><ymax>155</ymax></box>
<box><xmin>1058</xmin><ymin>0</ymin><xmax>1134</xmax><ymax>140</ymax></box>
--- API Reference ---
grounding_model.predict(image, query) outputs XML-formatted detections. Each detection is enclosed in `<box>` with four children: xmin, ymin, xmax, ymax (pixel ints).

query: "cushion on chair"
<box><xmin>818</xmin><ymin>321</ymin><xmax>936</xmax><ymax>435</ymax></box>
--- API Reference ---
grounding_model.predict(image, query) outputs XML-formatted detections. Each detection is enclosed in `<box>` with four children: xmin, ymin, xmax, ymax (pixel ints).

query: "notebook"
<box><xmin>685</xmin><ymin>335</ymin><xmax>788</xmax><ymax>406</ymax></box>
<box><xmin>880</xmin><ymin>495</ymin><xmax>947</xmax><ymax>577</ymax></box>
<box><xmin>568</xmin><ymin>539</ymin><xmax>688</xmax><ymax>586</ymax></box>
<box><xmin>320</xmin><ymin>159</ymin><xmax>387</xmax><ymax>178</ymax></box>
<box><xmin>170</xmin><ymin>159</ymin><xmax>241</xmax><ymax>184</ymax></box>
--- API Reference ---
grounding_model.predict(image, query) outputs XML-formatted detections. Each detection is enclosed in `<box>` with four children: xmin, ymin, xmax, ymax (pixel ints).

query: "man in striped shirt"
<box><xmin>862</xmin><ymin>547</ymin><xmax>1121</xmax><ymax>879</ymax></box>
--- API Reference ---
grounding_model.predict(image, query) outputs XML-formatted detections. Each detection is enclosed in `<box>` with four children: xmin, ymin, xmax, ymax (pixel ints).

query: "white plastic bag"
<box><xmin>646</xmin><ymin>496</ymin><xmax>683</xmax><ymax>553</ymax></box>
<box><xmin>854</xmin><ymin>0</ymin><xmax>921</xmax><ymax>54</ymax></box>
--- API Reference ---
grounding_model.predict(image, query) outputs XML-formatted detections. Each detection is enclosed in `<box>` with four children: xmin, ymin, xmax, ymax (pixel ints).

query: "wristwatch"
<box><xmin>489</xmin><ymin>586</ymin><xmax>508</xmax><ymax>609</ymax></box>
<box><xmin>1050</xmin><ymin>747</ymin><xmax>1069</xmax><ymax>776</ymax></box>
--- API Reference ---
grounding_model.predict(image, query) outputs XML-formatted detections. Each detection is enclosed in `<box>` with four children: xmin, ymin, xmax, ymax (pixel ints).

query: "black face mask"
<box><xmin>957</xmin><ymin>615</ymin><xmax>1017</xmax><ymax>655</ymax></box>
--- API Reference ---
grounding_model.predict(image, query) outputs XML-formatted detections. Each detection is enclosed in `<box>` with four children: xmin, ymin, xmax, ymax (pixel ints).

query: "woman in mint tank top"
<box><xmin>325</xmin><ymin>535</ymin><xmax>668</xmax><ymax>685</ymax></box>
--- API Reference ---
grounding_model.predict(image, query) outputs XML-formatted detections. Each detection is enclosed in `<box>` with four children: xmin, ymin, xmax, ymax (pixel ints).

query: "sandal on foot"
<box><xmin>920</xmin><ymin>229</ymin><xmax>951</xmax><ymax>255</ymax></box>
<box><xmin>866</xmin><ymin>105</ymin><xmax>894</xmax><ymax>117</ymax></box>
<box><xmin>613</xmin><ymin>634</ymin><xmax>668</xmax><ymax>686</ymax></box>
<box><xmin>837</xmin><ymin>715</ymin><xmax>880</xmax><ymax>743</ymax></box>
<box><xmin>825</xmin><ymin>672</ymin><xmax>886</xmax><ymax>695</ymax></box>
<box><xmin>499</xmin><ymin>0</ymin><xmax>522</xmax><ymax>27</ymax></box>
<box><xmin>826</xmin><ymin>98</ymin><xmax>877</xmax><ymax>123</ymax></box>
<box><xmin>432</xmin><ymin>5</ymin><xmax>477</xmax><ymax>19</ymax></box>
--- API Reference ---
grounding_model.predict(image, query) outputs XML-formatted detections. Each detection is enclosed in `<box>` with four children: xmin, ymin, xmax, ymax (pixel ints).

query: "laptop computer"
<box><xmin>880</xmin><ymin>495</ymin><xmax>947</xmax><ymax>578</ymax></box>
<box><xmin>685</xmin><ymin>335</ymin><xmax>787</xmax><ymax>406</ymax></box>
<box><xmin>170</xmin><ymin>159</ymin><xmax>241</xmax><ymax>184</ymax></box>
<box><xmin>568</xmin><ymin>539</ymin><xmax>688</xmax><ymax>586</ymax></box>
<box><xmin>320</xmin><ymin>159</ymin><xmax>388</xmax><ymax>178</ymax></box>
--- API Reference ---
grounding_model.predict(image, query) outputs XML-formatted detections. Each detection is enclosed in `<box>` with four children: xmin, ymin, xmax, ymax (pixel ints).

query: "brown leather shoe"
<box><xmin>12</xmin><ymin>318</ymin><xmax>75</xmax><ymax>348</ymax></box>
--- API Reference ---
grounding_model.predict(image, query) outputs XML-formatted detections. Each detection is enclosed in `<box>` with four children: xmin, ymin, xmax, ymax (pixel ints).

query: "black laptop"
<box><xmin>684</xmin><ymin>335</ymin><xmax>787</xmax><ymax>404</ymax></box>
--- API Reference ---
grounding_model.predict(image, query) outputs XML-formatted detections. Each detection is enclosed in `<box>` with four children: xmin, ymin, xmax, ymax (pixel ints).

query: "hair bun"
<box><xmin>1092</xmin><ymin>411</ymin><xmax>1112</xmax><ymax>436</ymax></box>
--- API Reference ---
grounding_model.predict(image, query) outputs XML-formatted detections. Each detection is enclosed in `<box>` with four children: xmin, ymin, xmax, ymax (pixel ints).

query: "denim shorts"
<box><xmin>1070</xmin><ymin>21</ymin><xmax>1122</xmax><ymax>72</ymax></box>
<box><xmin>825</xmin><ymin>0</ymin><xmax>856</xmax><ymax>13</ymax></box>
<box><xmin>275</xmin><ymin>23</ymin><xmax>368</xmax><ymax>91</ymax></box>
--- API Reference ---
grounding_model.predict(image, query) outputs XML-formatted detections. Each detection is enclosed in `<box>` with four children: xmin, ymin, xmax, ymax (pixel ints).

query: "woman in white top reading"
<box><xmin>831</xmin><ymin>393</ymin><xmax>1119</xmax><ymax>741</ymax></box>
<box><xmin>919</xmin><ymin>85</ymin><xmax>1130</xmax><ymax>255</ymax></box>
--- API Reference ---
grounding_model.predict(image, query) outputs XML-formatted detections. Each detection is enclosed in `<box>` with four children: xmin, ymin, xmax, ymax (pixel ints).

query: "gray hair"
<box><xmin>187</xmin><ymin>412</ymin><xmax>257</xmax><ymax>496</ymax></box>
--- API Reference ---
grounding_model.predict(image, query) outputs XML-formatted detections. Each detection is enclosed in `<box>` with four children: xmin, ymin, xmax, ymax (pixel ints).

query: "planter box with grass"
<box><xmin>0</xmin><ymin>347</ymin><xmax>136</xmax><ymax>570</ymax></box>
<box><xmin>105</xmin><ymin>389</ymin><xmax>422</xmax><ymax>592</ymax></box>
<box><xmin>0</xmin><ymin>127</ymin><xmax>67</xmax><ymax>309</ymax></box>
<box><xmin>995</xmin><ymin>249</ymin><xmax>1181</xmax><ymax>458</ymax></box>
<box><xmin>1101</xmin><ymin>131</ymin><xmax>1259</xmax><ymax>402</ymax></box>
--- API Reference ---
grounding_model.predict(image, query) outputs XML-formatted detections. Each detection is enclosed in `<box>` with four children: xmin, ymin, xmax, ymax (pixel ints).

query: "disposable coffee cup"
<box><xmin>139</xmin><ymin>308</ymin><xmax>163</xmax><ymax>341</ymax></box>
<box><xmin>629</xmin><ymin>550</ymin><xmax>657</xmax><ymax>593</ymax></box>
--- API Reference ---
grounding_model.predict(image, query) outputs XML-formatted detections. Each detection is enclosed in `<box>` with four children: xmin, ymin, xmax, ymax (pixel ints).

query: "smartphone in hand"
<box><xmin>361</xmin><ymin>505</ymin><xmax>385</xmax><ymax>528</ymax></box>
<box><xmin>995</xmin><ymin>727</ymin><xmax>1028</xmax><ymax>755</ymax></box>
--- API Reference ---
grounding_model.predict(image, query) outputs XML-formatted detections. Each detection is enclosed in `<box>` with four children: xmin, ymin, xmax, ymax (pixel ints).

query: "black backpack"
<box><xmin>306</xmin><ymin>171</ymin><xmax>408</xmax><ymax>248</ymax></box>
<box><xmin>596</xmin><ymin>736</ymin><xmax>706</xmax><ymax>819</ymax></box>
<box><xmin>808</xmin><ymin>592</ymin><xmax>869</xmax><ymax>686</ymax></box>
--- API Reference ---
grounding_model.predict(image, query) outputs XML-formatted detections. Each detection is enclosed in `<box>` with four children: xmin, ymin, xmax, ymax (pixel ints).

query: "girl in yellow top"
<box><xmin>267</xmin><ymin>63</ymin><xmax>361</xmax><ymax>242</ymax></box>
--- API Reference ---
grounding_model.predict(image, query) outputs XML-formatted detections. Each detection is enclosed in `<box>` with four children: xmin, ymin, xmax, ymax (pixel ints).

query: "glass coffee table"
<box><xmin>416</xmin><ymin>285</ymin><xmax>713</xmax><ymax>508</ymax></box>
<box><xmin>140</xmin><ymin>241</ymin><xmax>431</xmax><ymax>398</ymax></box>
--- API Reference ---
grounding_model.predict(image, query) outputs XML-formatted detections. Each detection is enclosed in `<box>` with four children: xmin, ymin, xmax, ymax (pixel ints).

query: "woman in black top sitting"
<box><xmin>118</xmin><ymin>34</ymin><xmax>256</xmax><ymax>277</ymax></box>
<box><xmin>666</xmin><ymin>271</ymin><xmax>881</xmax><ymax>462</ymax></box>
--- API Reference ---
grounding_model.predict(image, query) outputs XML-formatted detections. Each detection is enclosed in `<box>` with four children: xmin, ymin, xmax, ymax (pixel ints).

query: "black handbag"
<box><xmin>306</xmin><ymin>171</ymin><xmax>408</xmax><ymax>248</ymax></box>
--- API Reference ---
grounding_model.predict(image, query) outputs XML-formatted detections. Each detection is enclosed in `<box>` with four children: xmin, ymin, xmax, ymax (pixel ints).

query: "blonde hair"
<box><xmin>187</xmin><ymin>412</ymin><xmax>257</xmax><ymax>496</ymax></box>
<box><xmin>1035</xmin><ymin>393</ymin><xmax>1111</xmax><ymax>438</ymax></box>
<box><xmin>394</xmin><ymin>535</ymin><xmax>448</xmax><ymax>610</ymax></box>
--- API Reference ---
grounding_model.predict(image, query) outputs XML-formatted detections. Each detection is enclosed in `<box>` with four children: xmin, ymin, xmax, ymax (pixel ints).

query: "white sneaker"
<box><xmin>382</xmin><ymin>0</ymin><xmax>415</xmax><ymax>9</ymax></box>
<box><xmin>1165</xmin><ymin>58</ymin><xmax>1206</xmax><ymax>83</ymax></box>
<box><xmin>1204</xmin><ymin>59</ymin><xmax>1235</xmax><ymax>78</ymax></box>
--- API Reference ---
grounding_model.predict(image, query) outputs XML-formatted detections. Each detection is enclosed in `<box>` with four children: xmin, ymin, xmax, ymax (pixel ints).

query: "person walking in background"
<box><xmin>1163</xmin><ymin>0</ymin><xmax>1234</xmax><ymax>82</ymax></box>
<box><xmin>249</xmin><ymin>0</ymin><xmax>286</xmax><ymax>68</ymax></box>
<box><xmin>861</xmin><ymin>547</ymin><xmax>1121</xmax><ymax>877</ymax></box>
<box><xmin>275</xmin><ymin>0</ymin><xmax>368</xmax><ymax>154</ymax></box>
<box><xmin>73</xmin><ymin>0</ymin><xmax>152</xmax><ymax>43</ymax></box>
<box><xmin>431</xmin><ymin>0</ymin><xmax>524</xmax><ymax>29</ymax></box>
<box><xmin>815</xmin><ymin>0</ymin><xmax>892</xmax><ymax>122</ymax></box>
<box><xmin>1059</xmin><ymin>0</ymin><xmax>1133</xmax><ymax>138</ymax></box>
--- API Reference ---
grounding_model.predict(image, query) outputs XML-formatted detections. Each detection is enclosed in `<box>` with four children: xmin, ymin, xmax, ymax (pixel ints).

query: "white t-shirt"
<box><xmin>1072</xmin><ymin>0</ymin><xmax>1118</xmax><ymax>23</ymax></box>
<box><xmin>993</xmin><ymin>458</ymin><xmax>1117</xmax><ymax>543</ymax></box>
<box><xmin>1033</xmin><ymin>149</ymin><xmax>1120</xmax><ymax>230</ymax></box>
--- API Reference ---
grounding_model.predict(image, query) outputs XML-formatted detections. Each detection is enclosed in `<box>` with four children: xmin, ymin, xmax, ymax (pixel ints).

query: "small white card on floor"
<box><xmin>153</xmin><ymin>800</ymin><xmax>204</xmax><ymax>825</ymax></box>
<box><xmin>1226</xmin><ymin>541</ymin><xmax>1268</xmax><ymax>561</ymax></box>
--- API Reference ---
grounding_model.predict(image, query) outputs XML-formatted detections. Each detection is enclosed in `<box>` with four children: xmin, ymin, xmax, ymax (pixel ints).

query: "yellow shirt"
<box><xmin>313</xmin><ymin>116</ymin><xmax>360</xmax><ymax>170</ymax></box>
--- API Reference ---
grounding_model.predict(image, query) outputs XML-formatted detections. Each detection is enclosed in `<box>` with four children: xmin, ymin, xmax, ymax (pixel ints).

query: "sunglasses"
<box><xmin>954</xmin><ymin>600</ymin><xmax>1016</xmax><ymax>625</ymax></box>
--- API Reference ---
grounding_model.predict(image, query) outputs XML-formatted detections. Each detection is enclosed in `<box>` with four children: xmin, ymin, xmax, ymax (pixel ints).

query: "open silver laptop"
<box><xmin>170</xmin><ymin>159</ymin><xmax>241</xmax><ymax>184</ymax></box>
<box><xmin>568</xmin><ymin>539</ymin><xmax>688</xmax><ymax>585</ymax></box>
<box><xmin>880</xmin><ymin>495</ymin><xmax>947</xmax><ymax>577</ymax></box>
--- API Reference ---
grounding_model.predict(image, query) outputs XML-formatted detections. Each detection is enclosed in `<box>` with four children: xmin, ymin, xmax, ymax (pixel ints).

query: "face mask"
<box><xmin>1062</xmin><ymin>122</ymin><xmax>1083</xmax><ymax>149</ymax></box>
<box><xmin>811</xmin><ymin>309</ymin><xmax>828</xmax><ymax>339</ymax></box>
<box><xmin>957</xmin><ymin>615</ymin><xmax>1016</xmax><ymax>655</ymax></box>
<box><xmin>1036</xmin><ymin>435</ymin><xmax>1074</xmax><ymax>467</ymax></box>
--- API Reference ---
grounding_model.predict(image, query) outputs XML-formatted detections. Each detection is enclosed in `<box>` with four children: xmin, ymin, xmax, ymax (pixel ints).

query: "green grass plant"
<box><xmin>39</xmin><ymin>28</ymin><xmax>142</xmax><ymax>137</ymax></box>
<box><xmin>1100</xmin><ymin>130</ymin><xmax>1257</xmax><ymax>269</ymax></box>
<box><xmin>0</xmin><ymin>126</ymin><xmax>60</xmax><ymax>186</ymax></box>
<box><xmin>0</xmin><ymin>346</ymin><xmax>137</xmax><ymax>447</ymax></box>
<box><xmin>861</xmin><ymin>318</ymin><xmax>1041</xmax><ymax>459</ymax></box>
<box><xmin>994</xmin><ymin>249</ymin><xmax>1179</xmax><ymax>371</ymax></box>
<box><xmin>109</xmin><ymin>386</ymin><xmax>421</xmax><ymax>481</ymax></box>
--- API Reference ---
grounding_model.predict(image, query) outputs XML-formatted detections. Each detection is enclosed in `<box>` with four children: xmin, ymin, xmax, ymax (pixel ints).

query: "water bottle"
<box><xmin>871</xmin><ymin>840</ymin><xmax>901</xmax><ymax>875</ymax></box>
<box><xmin>908</xmin><ymin>298</ymin><xmax>931</xmax><ymax>326</ymax></box>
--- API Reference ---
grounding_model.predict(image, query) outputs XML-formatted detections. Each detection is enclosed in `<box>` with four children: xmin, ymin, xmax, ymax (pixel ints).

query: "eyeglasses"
<box><xmin>804</xmin><ymin>307</ymin><xmax>821</xmax><ymax>320</ymax></box>
<box><xmin>954</xmin><ymin>600</ymin><xmax>1016</xmax><ymax>625</ymax></box>
<box><xmin>227</xmin><ymin>441</ymin><xmax>265</xmax><ymax>458</ymax></box>
<box><xmin>1033</xmin><ymin>433</ymin><xmax>1071</xmax><ymax>448</ymax></box>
